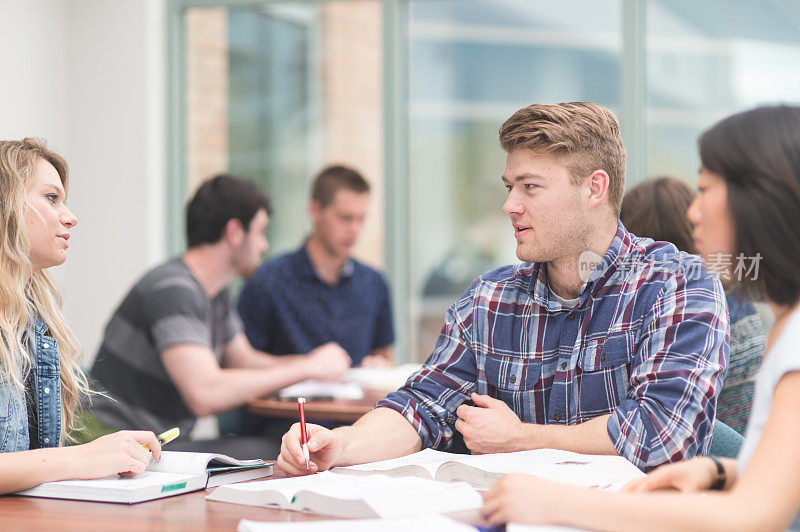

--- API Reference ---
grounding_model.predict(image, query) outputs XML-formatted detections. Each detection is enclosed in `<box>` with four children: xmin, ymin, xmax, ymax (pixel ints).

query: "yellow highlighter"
<box><xmin>143</xmin><ymin>427</ymin><xmax>180</xmax><ymax>451</ymax></box>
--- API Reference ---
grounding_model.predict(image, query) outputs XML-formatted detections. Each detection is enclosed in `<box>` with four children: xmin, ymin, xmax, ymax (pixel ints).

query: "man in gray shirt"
<box><xmin>88</xmin><ymin>175</ymin><xmax>351</xmax><ymax>457</ymax></box>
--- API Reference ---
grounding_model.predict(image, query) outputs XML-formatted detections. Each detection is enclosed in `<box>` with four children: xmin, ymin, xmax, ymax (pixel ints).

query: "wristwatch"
<box><xmin>708</xmin><ymin>456</ymin><xmax>726</xmax><ymax>490</ymax></box>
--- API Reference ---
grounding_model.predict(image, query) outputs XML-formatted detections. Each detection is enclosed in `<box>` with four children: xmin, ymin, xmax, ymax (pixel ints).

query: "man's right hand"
<box><xmin>277</xmin><ymin>422</ymin><xmax>344</xmax><ymax>476</ymax></box>
<box><xmin>305</xmin><ymin>342</ymin><xmax>351</xmax><ymax>381</ymax></box>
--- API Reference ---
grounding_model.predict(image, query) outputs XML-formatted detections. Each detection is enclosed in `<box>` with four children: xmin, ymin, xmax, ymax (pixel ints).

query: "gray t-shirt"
<box><xmin>90</xmin><ymin>258</ymin><xmax>241</xmax><ymax>435</ymax></box>
<box><xmin>737</xmin><ymin>306</ymin><xmax>800</xmax><ymax>530</ymax></box>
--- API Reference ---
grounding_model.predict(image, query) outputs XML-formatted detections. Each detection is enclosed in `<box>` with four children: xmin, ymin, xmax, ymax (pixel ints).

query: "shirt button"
<box><xmin>601</xmin><ymin>354</ymin><xmax>606</xmax><ymax>362</ymax></box>
<box><xmin>509</xmin><ymin>375</ymin><xmax>517</xmax><ymax>384</ymax></box>
<box><xmin>560</xmin><ymin>362</ymin><xmax>567</xmax><ymax>370</ymax></box>
<box><xmin>44</xmin><ymin>387</ymin><xmax>50</xmax><ymax>394</ymax></box>
<box><xmin>566</xmin><ymin>314</ymin><xmax>575</xmax><ymax>321</ymax></box>
<box><xmin>43</xmin><ymin>438</ymin><xmax>50</xmax><ymax>444</ymax></box>
<box><xmin>554</xmin><ymin>414</ymin><xmax>561</xmax><ymax>421</ymax></box>
<box><xmin>43</xmin><ymin>342</ymin><xmax>49</xmax><ymax>349</ymax></box>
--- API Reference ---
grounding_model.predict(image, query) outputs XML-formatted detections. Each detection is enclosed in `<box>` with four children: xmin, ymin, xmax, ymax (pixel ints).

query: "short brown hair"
<box><xmin>620</xmin><ymin>176</ymin><xmax>698</xmax><ymax>254</ymax></box>
<box><xmin>498</xmin><ymin>102</ymin><xmax>627</xmax><ymax>215</ymax></box>
<box><xmin>311</xmin><ymin>165</ymin><xmax>370</xmax><ymax>208</ymax></box>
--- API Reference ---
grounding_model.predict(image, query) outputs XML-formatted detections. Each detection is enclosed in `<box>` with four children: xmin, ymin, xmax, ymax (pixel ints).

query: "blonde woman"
<box><xmin>482</xmin><ymin>105</ymin><xmax>800</xmax><ymax>531</ymax></box>
<box><xmin>0</xmin><ymin>138</ymin><xmax>160</xmax><ymax>494</ymax></box>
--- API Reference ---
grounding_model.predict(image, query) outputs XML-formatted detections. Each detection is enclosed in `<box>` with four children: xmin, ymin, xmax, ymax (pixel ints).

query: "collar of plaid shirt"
<box><xmin>528</xmin><ymin>220</ymin><xmax>629</xmax><ymax>312</ymax></box>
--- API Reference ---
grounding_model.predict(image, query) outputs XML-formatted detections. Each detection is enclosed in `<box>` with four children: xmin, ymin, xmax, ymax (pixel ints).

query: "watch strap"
<box><xmin>709</xmin><ymin>455</ymin><xmax>726</xmax><ymax>490</ymax></box>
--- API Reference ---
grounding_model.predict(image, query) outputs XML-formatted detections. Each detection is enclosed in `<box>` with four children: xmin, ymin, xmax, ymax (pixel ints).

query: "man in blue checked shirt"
<box><xmin>276</xmin><ymin>102</ymin><xmax>729</xmax><ymax>475</ymax></box>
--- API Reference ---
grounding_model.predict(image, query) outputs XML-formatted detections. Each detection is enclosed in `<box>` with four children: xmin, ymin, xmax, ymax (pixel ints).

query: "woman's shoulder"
<box><xmin>763</xmin><ymin>306</ymin><xmax>800</xmax><ymax>381</ymax></box>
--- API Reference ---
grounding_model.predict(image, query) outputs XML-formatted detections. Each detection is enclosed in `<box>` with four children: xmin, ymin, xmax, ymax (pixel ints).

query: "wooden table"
<box><xmin>246</xmin><ymin>389</ymin><xmax>388</xmax><ymax>424</ymax></box>
<box><xmin>0</xmin><ymin>476</ymin><xmax>483</xmax><ymax>531</ymax></box>
<box><xmin>0</xmin><ymin>388</ymin><xmax>487</xmax><ymax>530</ymax></box>
<box><xmin>0</xmin><ymin>487</ymin><xmax>335</xmax><ymax>532</ymax></box>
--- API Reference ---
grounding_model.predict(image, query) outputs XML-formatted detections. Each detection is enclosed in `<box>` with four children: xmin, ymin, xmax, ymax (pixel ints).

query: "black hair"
<box><xmin>186</xmin><ymin>173</ymin><xmax>272</xmax><ymax>248</ymax></box>
<box><xmin>699</xmin><ymin>105</ymin><xmax>800</xmax><ymax>307</ymax></box>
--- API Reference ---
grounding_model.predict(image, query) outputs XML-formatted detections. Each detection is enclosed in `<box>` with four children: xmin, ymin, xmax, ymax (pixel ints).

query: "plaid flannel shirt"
<box><xmin>378</xmin><ymin>222</ymin><xmax>729</xmax><ymax>471</ymax></box>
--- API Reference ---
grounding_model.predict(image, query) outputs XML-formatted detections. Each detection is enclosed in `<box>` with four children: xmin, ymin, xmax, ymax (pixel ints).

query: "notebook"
<box><xmin>206</xmin><ymin>470</ymin><xmax>483</xmax><ymax>518</ymax></box>
<box><xmin>16</xmin><ymin>451</ymin><xmax>274</xmax><ymax>504</ymax></box>
<box><xmin>333</xmin><ymin>448</ymin><xmax>644</xmax><ymax>491</ymax></box>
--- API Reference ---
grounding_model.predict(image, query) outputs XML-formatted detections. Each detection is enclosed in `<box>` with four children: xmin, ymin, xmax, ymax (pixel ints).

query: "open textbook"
<box><xmin>207</xmin><ymin>470</ymin><xmax>482</xmax><ymax>519</ymax></box>
<box><xmin>333</xmin><ymin>448</ymin><xmax>644</xmax><ymax>491</ymax></box>
<box><xmin>237</xmin><ymin>515</ymin><xmax>478</xmax><ymax>532</ymax></box>
<box><xmin>16</xmin><ymin>451</ymin><xmax>273</xmax><ymax>504</ymax></box>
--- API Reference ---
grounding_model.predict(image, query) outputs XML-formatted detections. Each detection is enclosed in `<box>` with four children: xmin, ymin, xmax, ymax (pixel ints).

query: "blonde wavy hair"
<box><xmin>0</xmin><ymin>138</ymin><xmax>89</xmax><ymax>444</ymax></box>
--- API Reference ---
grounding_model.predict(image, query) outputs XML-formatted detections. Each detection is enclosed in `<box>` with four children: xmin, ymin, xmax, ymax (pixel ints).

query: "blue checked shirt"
<box><xmin>378</xmin><ymin>222</ymin><xmax>729</xmax><ymax>471</ymax></box>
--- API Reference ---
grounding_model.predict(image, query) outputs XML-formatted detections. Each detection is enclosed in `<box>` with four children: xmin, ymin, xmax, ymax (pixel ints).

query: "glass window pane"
<box><xmin>645</xmin><ymin>0</ymin><xmax>800</xmax><ymax>184</ymax></box>
<box><xmin>407</xmin><ymin>0</ymin><xmax>622</xmax><ymax>362</ymax></box>
<box><xmin>184</xmin><ymin>1</ymin><xmax>384</xmax><ymax>265</ymax></box>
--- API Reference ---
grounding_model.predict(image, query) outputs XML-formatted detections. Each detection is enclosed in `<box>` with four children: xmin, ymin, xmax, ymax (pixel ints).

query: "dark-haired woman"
<box><xmin>482</xmin><ymin>105</ymin><xmax>800</xmax><ymax>531</ymax></box>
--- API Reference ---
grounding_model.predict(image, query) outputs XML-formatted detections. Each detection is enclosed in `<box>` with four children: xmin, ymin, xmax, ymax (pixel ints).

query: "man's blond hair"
<box><xmin>498</xmin><ymin>102</ymin><xmax>627</xmax><ymax>215</ymax></box>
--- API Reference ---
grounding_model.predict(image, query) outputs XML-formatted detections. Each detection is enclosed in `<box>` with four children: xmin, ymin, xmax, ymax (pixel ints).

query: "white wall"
<box><xmin>0</xmin><ymin>0</ymin><xmax>69</xmax><ymax>146</ymax></box>
<box><xmin>0</xmin><ymin>0</ymin><xmax>168</xmax><ymax>364</ymax></box>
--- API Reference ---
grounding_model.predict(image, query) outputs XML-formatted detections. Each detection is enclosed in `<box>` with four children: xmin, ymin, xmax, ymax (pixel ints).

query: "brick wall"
<box><xmin>186</xmin><ymin>7</ymin><xmax>229</xmax><ymax>193</ymax></box>
<box><xmin>320</xmin><ymin>1</ymin><xmax>384</xmax><ymax>268</ymax></box>
<box><xmin>184</xmin><ymin>3</ymin><xmax>384</xmax><ymax>269</ymax></box>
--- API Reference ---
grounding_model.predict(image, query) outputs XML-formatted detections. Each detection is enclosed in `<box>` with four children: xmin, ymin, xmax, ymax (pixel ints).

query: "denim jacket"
<box><xmin>0</xmin><ymin>315</ymin><xmax>62</xmax><ymax>452</ymax></box>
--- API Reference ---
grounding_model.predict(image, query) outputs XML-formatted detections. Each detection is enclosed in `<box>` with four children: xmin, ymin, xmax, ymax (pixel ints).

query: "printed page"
<box><xmin>333</xmin><ymin>448</ymin><xmax>456</xmax><ymax>477</ymax></box>
<box><xmin>358</xmin><ymin>476</ymin><xmax>482</xmax><ymax>518</ymax></box>
<box><xmin>439</xmin><ymin>448</ymin><xmax>599</xmax><ymax>471</ymax></box>
<box><xmin>337</xmin><ymin>448</ymin><xmax>643</xmax><ymax>490</ymax></box>
<box><xmin>212</xmin><ymin>471</ymin><xmax>346</xmax><ymax>501</ymax></box>
<box><xmin>147</xmin><ymin>451</ymin><xmax>211</xmax><ymax>476</ymax></box>
<box><xmin>212</xmin><ymin>471</ymin><xmax>482</xmax><ymax>517</ymax></box>
<box><xmin>147</xmin><ymin>451</ymin><xmax>268</xmax><ymax>477</ymax></box>
<box><xmin>292</xmin><ymin>473</ymin><xmax>459</xmax><ymax>501</ymax></box>
<box><xmin>440</xmin><ymin>449</ymin><xmax>644</xmax><ymax>489</ymax></box>
<box><xmin>238</xmin><ymin>515</ymin><xmax>476</xmax><ymax>532</ymax></box>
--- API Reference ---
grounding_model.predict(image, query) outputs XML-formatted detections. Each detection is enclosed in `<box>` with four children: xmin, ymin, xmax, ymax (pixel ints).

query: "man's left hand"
<box><xmin>455</xmin><ymin>392</ymin><xmax>525</xmax><ymax>453</ymax></box>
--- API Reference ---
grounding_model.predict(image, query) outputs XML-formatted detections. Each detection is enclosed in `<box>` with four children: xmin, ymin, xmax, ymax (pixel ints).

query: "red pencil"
<box><xmin>297</xmin><ymin>397</ymin><xmax>310</xmax><ymax>471</ymax></box>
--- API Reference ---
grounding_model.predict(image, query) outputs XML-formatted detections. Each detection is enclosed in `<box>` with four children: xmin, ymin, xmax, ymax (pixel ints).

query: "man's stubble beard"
<box><xmin>515</xmin><ymin>211</ymin><xmax>591</xmax><ymax>265</ymax></box>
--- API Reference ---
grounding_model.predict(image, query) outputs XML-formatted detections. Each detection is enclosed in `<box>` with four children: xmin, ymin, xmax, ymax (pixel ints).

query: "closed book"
<box><xmin>16</xmin><ymin>451</ymin><xmax>274</xmax><ymax>504</ymax></box>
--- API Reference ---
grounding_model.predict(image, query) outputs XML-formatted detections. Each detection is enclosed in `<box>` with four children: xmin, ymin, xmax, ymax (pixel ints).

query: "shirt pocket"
<box><xmin>482</xmin><ymin>353</ymin><xmax>544</xmax><ymax>423</ymax></box>
<box><xmin>577</xmin><ymin>331</ymin><xmax>633</xmax><ymax>417</ymax></box>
